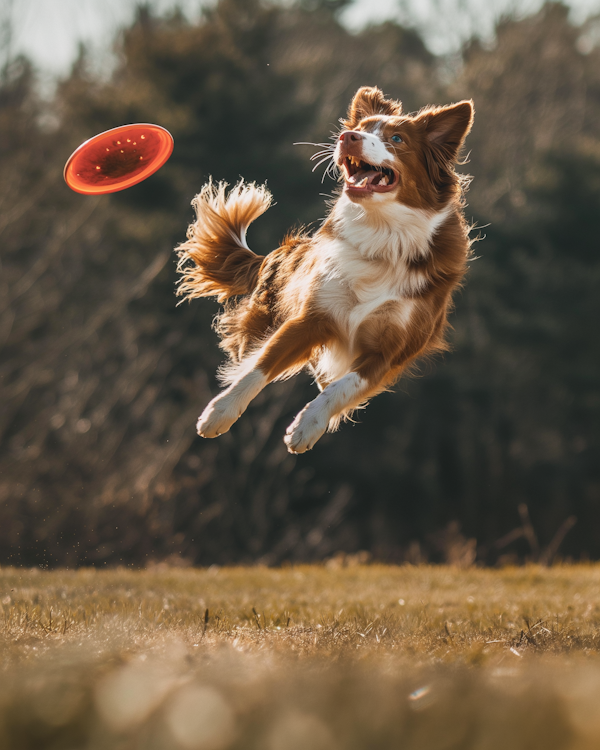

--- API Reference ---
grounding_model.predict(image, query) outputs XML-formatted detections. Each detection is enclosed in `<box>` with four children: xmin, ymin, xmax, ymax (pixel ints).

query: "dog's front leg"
<box><xmin>197</xmin><ymin>368</ymin><xmax>267</xmax><ymax>438</ymax></box>
<box><xmin>285</xmin><ymin>306</ymin><xmax>419</xmax><ymax>453</ymax></box>
<box><xmin>197</xmin><ymin>313</ymin><xmax>334</xmax><ymax>438</ymax></box>
<box><xmin>284</xmin><ymin>371</ymin><xmax>368</xmax><ymax>454</ymax></box>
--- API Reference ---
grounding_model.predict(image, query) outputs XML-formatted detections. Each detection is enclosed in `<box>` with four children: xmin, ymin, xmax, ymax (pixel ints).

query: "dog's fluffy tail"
<box><xmin>176</xmin><ymin>179</ymin><xmax>272</xmax><ymax>303</ymax></box>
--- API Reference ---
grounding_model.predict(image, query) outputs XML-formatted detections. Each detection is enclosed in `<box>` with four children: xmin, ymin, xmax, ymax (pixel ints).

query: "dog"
<box><xmin>176</xmin><ymin>86</ymin><xmax>474</xmax><ymax>454</ymax></box>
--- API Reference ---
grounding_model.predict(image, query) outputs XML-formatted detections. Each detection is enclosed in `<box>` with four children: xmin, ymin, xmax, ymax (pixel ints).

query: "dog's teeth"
<box><xmin>380</xmin><ymin>175</ymin><xmax>388</xmax><ymax>186</ymax></box>
<box><xmin>357</xmin><ymin>176</ymin><xmax>368</xmax><ymax>187</ymax></box>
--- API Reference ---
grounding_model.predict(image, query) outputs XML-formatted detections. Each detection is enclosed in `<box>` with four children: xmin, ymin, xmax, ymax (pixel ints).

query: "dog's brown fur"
<box><xmin>176</xmin><ymin>87</ymin><xmax>474</xmax><ymax>453</ymax></box>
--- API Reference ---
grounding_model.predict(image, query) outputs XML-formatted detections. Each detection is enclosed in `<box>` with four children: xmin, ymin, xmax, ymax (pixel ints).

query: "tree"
<box><xmin>2</xmin><ymin>1</ymin><xmax>600</xmax><ymax>567</ymax></box>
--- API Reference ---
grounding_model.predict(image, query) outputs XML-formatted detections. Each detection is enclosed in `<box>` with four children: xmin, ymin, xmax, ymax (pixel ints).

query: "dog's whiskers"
<box><xmin>294</xmin><ymin>141</ymin><xmax>339</xmax><ymax>183</ymax></box>
<box><xmin>294</xmin><ymin>141</ymin><xmax>336</xmax><ymax>151</ymax></box>
<box><xmin>309</xmin><ymin>153</ymin><xmax>340</xmax><ymax>184</ymax></box>
<box><xmin>324</xmin><ymin>160</ymin><xmax>339</xmax><ymax>183</ymax></box>
<box><xmin>312</xmin><ymin>154</ymin><xmax>334</xmax><ymax>171</ymax></box>
<box><xmin>310</xmin><ymin>150</ymin><xmax>335</xmax><ymax>161</ymax></box>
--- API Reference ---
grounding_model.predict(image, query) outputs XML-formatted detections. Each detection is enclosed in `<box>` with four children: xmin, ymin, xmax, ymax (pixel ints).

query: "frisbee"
<box><xmin>64</xmin><ymin>123</ymin><xmax>174</xmax><ymax>195</ymax></box>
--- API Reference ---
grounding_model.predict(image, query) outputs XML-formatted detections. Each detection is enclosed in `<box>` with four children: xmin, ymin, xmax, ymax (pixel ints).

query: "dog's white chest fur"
<box><xmin>316</xmin><ymin>195</ymin><xmax>450</xmax><ymax>331</ymax></box>
<box><xmin>310</xmin><ymin>195</ymin><xmax>450</xmax><ymax>383</ymax></box>
<box><xmin>317</xmin><ymin>241</ymin><xmax>411</xmax><ymax>332</ymax></box>
<box><xmin>313</xmin><ymin>241</ymin><xmax>415</xmax><ymax>383</ymax></box>
<box><xmin>331</xmin><ymin>193</ymin><xmax>451</xmax><ymax>263</ymax></box>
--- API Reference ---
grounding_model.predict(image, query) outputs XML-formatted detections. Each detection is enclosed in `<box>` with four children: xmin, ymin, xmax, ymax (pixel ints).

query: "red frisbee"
<box><xmin>64</xmin><ymin>123</ymin><xmax>174</xmax><ymax>195</ymax></box>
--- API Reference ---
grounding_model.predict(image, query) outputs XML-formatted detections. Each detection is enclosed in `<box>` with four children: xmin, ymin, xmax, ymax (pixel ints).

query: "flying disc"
<box><xmin>64</xmin><ymin>123</ymin><xmax>174</xmax><ymax>195</ymax></box>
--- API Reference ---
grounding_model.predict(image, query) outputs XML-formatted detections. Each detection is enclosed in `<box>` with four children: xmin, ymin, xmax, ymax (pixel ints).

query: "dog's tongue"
<box><xmin>347</xmin><ymin>169</ymin><xmax>387</xmax><ymax>188</ymax></box>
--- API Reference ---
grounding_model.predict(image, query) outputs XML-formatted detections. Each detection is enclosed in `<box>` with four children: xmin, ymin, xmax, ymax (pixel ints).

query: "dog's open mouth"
<box><xmin>342</xmin><ymin>156</ymin><xmax>399</xmax><ymax>194</ymax></box>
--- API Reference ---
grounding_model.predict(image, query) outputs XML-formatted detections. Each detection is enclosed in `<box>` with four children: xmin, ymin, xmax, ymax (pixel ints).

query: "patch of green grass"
<box><xmin>2</xmin><ymin>564</ymin><xmax>600</xmax><ymax>748</ymax></box>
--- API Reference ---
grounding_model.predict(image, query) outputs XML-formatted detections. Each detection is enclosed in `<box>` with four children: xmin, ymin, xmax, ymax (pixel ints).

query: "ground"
<box><xmin>2</xmin><ymin>564</ymin><xmax>600</xmax><ymax>749</ymax></box>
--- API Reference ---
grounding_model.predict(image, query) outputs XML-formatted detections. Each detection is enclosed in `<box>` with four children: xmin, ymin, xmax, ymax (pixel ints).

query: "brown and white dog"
<box><xmin>176</xmin><ymin>87</ymin><xmax>474</xmax><ymax>453</ymax></box>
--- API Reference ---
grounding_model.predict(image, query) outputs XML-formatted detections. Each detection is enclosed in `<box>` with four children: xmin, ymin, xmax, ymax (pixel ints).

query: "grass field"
<box><xmin>3</xmin><ymin>564</ymin><xmax>600</xmax><ymax>749</ymax></box>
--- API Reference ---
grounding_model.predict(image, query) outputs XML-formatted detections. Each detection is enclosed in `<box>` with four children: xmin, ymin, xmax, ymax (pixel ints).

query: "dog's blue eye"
<box><xmin>391</xmin><ymin>135</ymin><xmax>402</xmax><ymax>143</ymax></box>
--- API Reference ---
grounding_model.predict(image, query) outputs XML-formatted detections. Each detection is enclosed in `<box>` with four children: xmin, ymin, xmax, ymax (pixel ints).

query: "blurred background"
<box><xmin>1</xmin><ymin>0</ymin><xmax>599</xmax><ymax>568</ymax></box>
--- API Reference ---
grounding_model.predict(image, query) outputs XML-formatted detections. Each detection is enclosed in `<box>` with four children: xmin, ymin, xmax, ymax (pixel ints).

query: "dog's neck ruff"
<box><xmin>330</xmin><ymin>193</ymin><xmax>451</xmax><ymax>265</ymax></box>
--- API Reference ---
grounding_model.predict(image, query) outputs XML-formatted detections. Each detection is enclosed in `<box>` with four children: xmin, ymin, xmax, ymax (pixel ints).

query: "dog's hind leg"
<box><xmin>197</xmin><ymin>313</ymin><xmax>335</xmax><ymax>438</ymax></box>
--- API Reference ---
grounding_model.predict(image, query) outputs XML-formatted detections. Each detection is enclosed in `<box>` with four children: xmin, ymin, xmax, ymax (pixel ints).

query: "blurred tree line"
<box><xmin>1</xmin><ymin>0</ymin><xmax>599</xmax><ymax>567</ymax></box>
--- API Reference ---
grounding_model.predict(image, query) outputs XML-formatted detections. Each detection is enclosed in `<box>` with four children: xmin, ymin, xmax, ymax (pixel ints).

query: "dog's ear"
<box><xmin>343</xmin><ymin>87</ymin><xmax>402</xmax><ymax>129</ymax></box>
<box><xmin>417</xmin><ymin>100</ymin><xmax>474</xmax><ymax>162</ymax></box>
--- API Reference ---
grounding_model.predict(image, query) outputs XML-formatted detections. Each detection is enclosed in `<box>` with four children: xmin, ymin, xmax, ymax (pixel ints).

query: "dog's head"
<box><xmin>334</xmin><ymin>87</ymin><xmax>474</xmax><ymax>210</ymax></box>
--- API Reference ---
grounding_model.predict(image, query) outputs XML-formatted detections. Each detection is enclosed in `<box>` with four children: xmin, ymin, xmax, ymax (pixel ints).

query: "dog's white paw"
<box><xmin>196</xmin><ymin>395</ymin><xmax>239</xmax><ymax>438</ymax></box>
<box><xmin>284</xmin><ymin>404</ymin><xmax>328</xmax><ymax>454</ymax></box>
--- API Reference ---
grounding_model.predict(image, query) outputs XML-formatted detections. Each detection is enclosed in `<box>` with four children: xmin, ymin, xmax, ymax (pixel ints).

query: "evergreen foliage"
<box><xmin>1</xmin><ymin>1</ymin><xmax>599</xmax><ymax>565</ymax></box>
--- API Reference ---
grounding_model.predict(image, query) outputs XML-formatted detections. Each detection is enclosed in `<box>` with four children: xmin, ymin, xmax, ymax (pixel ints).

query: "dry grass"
<box><xmin>3</xmin><ymin>564</ymin><xmax>600</xmax><ymax>749</ymax></box>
